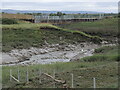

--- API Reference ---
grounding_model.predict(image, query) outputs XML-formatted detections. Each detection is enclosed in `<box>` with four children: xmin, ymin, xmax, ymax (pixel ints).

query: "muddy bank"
<box><xmin>2</xmin><ymin>42</ymin><xmax>117</xmax><ymax>66</ymax></box>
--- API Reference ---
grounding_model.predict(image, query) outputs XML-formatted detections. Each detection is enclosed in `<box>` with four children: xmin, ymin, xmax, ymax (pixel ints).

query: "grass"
<box><xmin>2</xmin><ymin>23</ymin><xmax>102</xmax><ymax>52</ymax></box>
<box><xmin>58</xmin><ymin>18</ymin><xmax>118</xmax><ymax>40</ymax></box>
<box><xmin>80</xmin><ymin>45</ymin><xmax>119</xmax><ymax>62</ymax></box>
<box><xmin>1</xmin><ymin>18</ymin><xmax>18</xmax><ymax>25</ymax></box>
<box><xmin>2</xmin><ymin>60</ymin><xmax>118</xmax><ymax>88</ymax></box>
<box><xmin>2</xmin><ymin>45</ymin><xmax>119</xmax><ymax>88</ymax></box>
<box><xmin>2</xmin><ymin>18</ymin><xmax>119</xmax><ymax>88</ymax></box>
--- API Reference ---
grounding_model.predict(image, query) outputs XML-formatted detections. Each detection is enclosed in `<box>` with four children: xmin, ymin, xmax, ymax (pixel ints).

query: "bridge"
<box><xmin>2</xmin><ymin>13</ymin><xmax>105</xmax><ymax>24</ymax></box>
<box><xmin>34</xmin><ymin>14</ymin><xmax>104</xmax><ymax>24</ymax></box>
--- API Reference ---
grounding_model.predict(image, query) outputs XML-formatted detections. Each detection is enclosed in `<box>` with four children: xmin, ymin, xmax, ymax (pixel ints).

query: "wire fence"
<box><xmin>8</xmin><ymin>67</ymin><xmax>99</xmax><ymax>88</ymax></box>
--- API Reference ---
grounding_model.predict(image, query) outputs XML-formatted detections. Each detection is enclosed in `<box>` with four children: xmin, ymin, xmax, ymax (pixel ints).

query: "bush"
<box><xmin>94</xmin><ymin>46</ymin><xmax>118</xmax><ymax>54</ymax></box>
<box><xmin>1</xmin><ymin>18</ymin><xmax>18</xmax><ymax>24</ymax></box>
<box><xmin>81</xmin><ymin>54</ymin><xmax>120</xmax><ymax>62</ymax></box>
<box><xmin>80</xmin><ymin>45</ymin><xmax>119</xmax><ymax>62</ymax></box>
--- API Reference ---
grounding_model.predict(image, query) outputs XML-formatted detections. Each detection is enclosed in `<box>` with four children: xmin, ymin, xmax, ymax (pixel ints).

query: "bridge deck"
<box><xmin>34</xmin><ymin>18</ymin><xmax>100</xmax><ymax>23</ymax></box>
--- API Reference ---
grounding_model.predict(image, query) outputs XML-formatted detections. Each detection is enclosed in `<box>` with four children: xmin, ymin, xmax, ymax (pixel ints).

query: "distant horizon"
<box><xmin>1</xmin><ymin>9</ymin><xmax>118</xmax><ymax>14</ymax></box>
<box><xmin>2</xmin><ymin>2</ymin><xmax>118</xmax><ymax>13</ymax></box>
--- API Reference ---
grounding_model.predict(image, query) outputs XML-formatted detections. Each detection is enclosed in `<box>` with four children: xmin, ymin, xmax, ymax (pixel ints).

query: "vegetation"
<box><xmin>58</xmin><ymin>18</ymin><xmax>118</xmax><ymax>41</ymax></box>
<box><xmin>49</xmin><ymin>12</ymin><xmax>66</xmax><ymax>16</ymax></box>
<box><xmin>1</xmin><ymin>18</ymin><xmax>18</xmax><ymax>25</ymax></box>
<box><xmin>2</xmin><ymin>45</ymin><xmax>118</xmax><ymax>88</ymax></box>
<box><xmin>80</xmin><ymin>45</ymin><xmax>119</xmax><ymax>62</ymax></box>
<box><xmin>2</xmin><ymin>13</ymin><xmax>33</xmax><ymax>20</ymax></box>
<box><xmin>2</xmin><ymin>16</ymin><xmax>118</xmax><ymax>88</ymax></box>
<box><xmin>2</xmin><ymin>23</ymin><xmax>102</xmax><ymax>52</ymax></box>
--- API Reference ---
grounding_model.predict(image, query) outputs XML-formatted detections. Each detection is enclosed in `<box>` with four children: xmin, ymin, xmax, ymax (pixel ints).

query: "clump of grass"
<box><xmin>2</xmin><ymin>23</ymin><xmax>53</xmax><ymax>30</ymax></box>
<box><xmin>1</xmin><ymin>18</ymin><xmax>18</xmax><ymax>25</ymax></box>
<box><xmin>80</xmin><ymin>45</ymin><xmax>119</xmax><ymax>62</ymax></box>
<box><xmin>62</xmin><ymin>29</ymin><xmax>102</xmax><ymax>44</ymax></box>
<box><xmin>81</xmin><ymin>54</ymin><xmax>119</xmax><ymax>62</ymax></box>
<box><xmin>94</xmin><ymin>45</ymin><xmax>118</xmax><ymax>54</ymax></box>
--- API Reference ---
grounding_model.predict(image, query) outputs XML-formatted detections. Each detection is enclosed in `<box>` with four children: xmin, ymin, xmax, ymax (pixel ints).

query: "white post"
<box><xmin>48</xmin><ymin>15</ymin><xmax>49</xmax><ymax>23</ymax></box>
<box><xmin>18</xmin><ymin>67</ymin><xmax>20</xmax><ymax>82</ymax></box>
<box><xmin>71</xmin><ymin>73</ymin><xmax>74</xmax><ymax>88</ymax></box>
<box><xmin>47</xmin><ymin>15</ymin><xmax>49</xmax><ymax>23</ymax></box>
<box><xmin>99</xmin><ymin>13</ymin><xmax>102</xmax><ymax>19</ymax></box>
<box><xmin>102</xmin><ymin>13</ymin><xmax>104</xmax><ymax>19</ymax></box>
<box><xmin>93</xmin><ymin>77</ymin><xmax>96</xmax><ymax>89</ymax></box>
<box><xmin>26</xmin><ymin>67</ymin><xmax>29</xmax><ymax>82</ymax></box>
<box><xmin>10</xmin><ymin>69</ymin><xmax>12</xmax><ymax>82</ymax></box>
<box><xmin>39</xmin><ymin>69</ymin><xmax>42</xmax><ymax>83</ymax></box>
<box><xmin>53</xmin><ymin>70</ymin><xmax>55</xmax><ymax>88</ymax></box>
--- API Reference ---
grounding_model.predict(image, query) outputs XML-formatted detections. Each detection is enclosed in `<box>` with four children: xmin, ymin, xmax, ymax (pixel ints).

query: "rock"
<box><xmin>40</xmin><ymin>49</ymin><xmax>48</xmax><ymax>54</ymax></box>
<box><xmin>64</xmin><ymin>48</ymin><xmax>71</xmax><ymax>51</ymax></box>
<box><xmin>76</xmin><ymin>83</ymin><xmax>80</xmax><ymax>86</ymax></box>
<box><xmin>63</xmin><ymin>84</ymin><xmax>68</xmax><ymax>88</ymax></box>
<box><xmin>80</xmin><ymin>43</ymin><xmax>85</xmax><ymax>47</ymax></box>
<box><xmin>101</xmin><ymin>41</ymin><xmax>108</xmax><ymax>44</ymax></box>
<box><xmin>78</xmin><ymin>76</ymin><xmax>81</xmax><ymax>79</ymax></box>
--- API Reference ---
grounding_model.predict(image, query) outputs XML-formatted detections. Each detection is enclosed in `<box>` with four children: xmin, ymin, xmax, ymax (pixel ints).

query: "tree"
<box><xmin>49</xmin><ymin>12</ymin><xmax>66</xmax><ymax>16</ymax></box>
<box><xmin>57</xmin><ymin>12</ymin><xmax>63</xmax><ymax>16</ymax></box>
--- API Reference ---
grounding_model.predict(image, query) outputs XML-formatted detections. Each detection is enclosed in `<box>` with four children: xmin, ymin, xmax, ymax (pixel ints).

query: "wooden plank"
<box><xmin>10</xmin><ymin>75</ymin><xmax>20</xmax><ymax>82</ymax></box>
<box><xmin>43</xmin><ymin>73</ymin><xmax>65</xmax><ymax>84</ymax></box>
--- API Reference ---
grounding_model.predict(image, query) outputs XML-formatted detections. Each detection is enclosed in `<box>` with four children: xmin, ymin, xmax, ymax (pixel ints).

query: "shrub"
<box><xmin>1</xmin><ymin>18</ymin><xmax>18</xmax><ymax>24</ymax></box>
<box><xmin>94</xmin><ymin>46</ymin><xmax>118</xmax><ymax>54</ymax></box>
<box><xmin>81</xmin><ymin>54</ymin><xmax>120</xmax><ymax>62</ymax></box>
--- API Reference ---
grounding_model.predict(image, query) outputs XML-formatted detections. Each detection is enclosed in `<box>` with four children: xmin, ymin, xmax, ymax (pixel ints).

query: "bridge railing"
<box><xmin>34</xmin><ymin>14</ymin><xmax>105</xmax><ymax>23</ymax></box>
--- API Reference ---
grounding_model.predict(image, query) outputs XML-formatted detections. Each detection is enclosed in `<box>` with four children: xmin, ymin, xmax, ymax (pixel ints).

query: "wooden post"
<box><xmin>11</xmin><ymin>75</ymin><xmax>20</xmax><ymax>82</ymax></box>
<box><xmin>39</xmin><ymin>69</ymin><xmax>42</xmax><ymax>83</ymax></box>
<box><xmin>53</xmin><ymin>69</ymin><xmax>55</xmax><ymax>88</ymax></box>
<box><xmin>26</xmin><ymin>67</ymin><xmax>29</xmax><ymax>82</ymax></box>
<box><xmin>71</xmin><ymin>73</ymin><xmax>74</xmax><ymax>88</ymax></box>
<box><xmin>18</xmin><ymin>67</ymin><xmax>20</xmax><ymax>82</ymax></box>
<box><xmin>47</xmin><ymin>15</ymin><xmax>49</xmax><ymax>23</ymax></box>
<box><xmin>93</xmin><ymin>77</ymin><xmax>96</xmax><ymax>89</ymax></box>
<box><xmin>99</xmin><ymin>13</ymin><xmax>102</xmax><ymax>19</ymax></box>
<box><xmin>10</xmin><ymin>69</ymin><xmax>12</xmax><ymax>82</ymax></box>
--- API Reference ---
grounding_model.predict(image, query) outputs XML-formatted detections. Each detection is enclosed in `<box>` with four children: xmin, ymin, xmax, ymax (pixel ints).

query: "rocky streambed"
<box><xmin>1</xmin><ymin>42</ymin><xmax>116</xmax><ymax>66</ymax></box>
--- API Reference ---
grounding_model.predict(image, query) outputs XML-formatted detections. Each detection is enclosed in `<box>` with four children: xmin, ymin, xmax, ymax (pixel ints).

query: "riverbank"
<box><xmin>2</xmin><ymin>41</ymin><xmax>117</xmax><ymax>66</ymax></box>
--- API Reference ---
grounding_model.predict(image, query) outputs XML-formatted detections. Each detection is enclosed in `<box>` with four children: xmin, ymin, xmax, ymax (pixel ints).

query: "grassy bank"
<box><xmin>2</xmin><ymin>45</ymin><xmax>119</xmax><ymax>88</ymax></box>
<box><xmin>2</xmin><ymin>61</ymin><xmax>118</xmax><ymax>88</ymax></box>
<box><xmin>80</xmin><ymin>45</ymin><xmax>119</xmax><ymax>62</ymax></box>
<box><xmin>58</xmin><ymin>18</ymin><xmax>118</xmax><ymax>40</ymax></box>
<box><xmin>2</xmin><ymin>23</ymin><xmax>102</xmax><ymax>52</ymax></box>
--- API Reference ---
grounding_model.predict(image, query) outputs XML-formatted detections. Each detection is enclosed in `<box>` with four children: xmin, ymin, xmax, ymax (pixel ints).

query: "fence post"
<box><xmin>71</xmin><ymin>73</ymin><xmax>74</xmax><ymax>88</ymax></box>
<box><xmin>47</xmin><ymin>15</ymin><xmax>49</xmax><ymax>23</ymax></box>
<box><xmin>18</xmin><ymin>67</ymin><xmax>20</xmax><ymax>82</ymax></box>
<box><xmin>53</xmin><ymin>69</ymin><xmax>55</xmax><ymax>88</ymax></box>
<box><xmin>26</xmin><ymin>67</ymin><xmax>29</xmax><ymax>82</ymax></box>
<box><xmin>10</xmin><ymin>69</ymin><xmax>12</xmax><ymax>82</ymax></box>
<box><xmin>93</xmin><ymin>77</ymin><xmax>96</xmax><ymax>89</ymax></box>
<box><xmin>39</xmin><ymin>69</ymin><xmax>42</xmax><ymax>83</ymax></box>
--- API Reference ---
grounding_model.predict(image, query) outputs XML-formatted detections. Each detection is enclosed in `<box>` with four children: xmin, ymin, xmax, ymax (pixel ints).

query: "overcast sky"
<box><xmin>1</xmin><ymin>0</ymin><xmax>119</xmax><ymax>13</ymax></box>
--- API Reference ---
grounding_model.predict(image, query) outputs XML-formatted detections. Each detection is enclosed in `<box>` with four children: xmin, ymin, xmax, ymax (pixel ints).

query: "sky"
<box><xmin>1</xmin><ymin>0</ymin><xmax>120</xmax><ymax>13</ymax></box>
